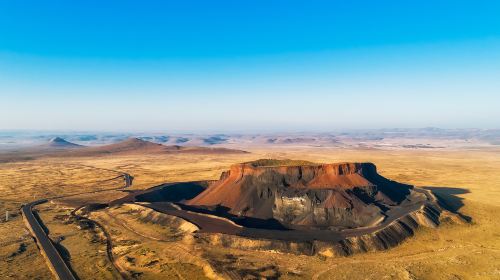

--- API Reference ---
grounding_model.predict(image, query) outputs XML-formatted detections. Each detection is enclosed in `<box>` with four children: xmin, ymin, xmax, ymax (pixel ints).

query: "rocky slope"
<box><xmin>199</xmin><ymin>199</ymin><xmax>457</xmax><ymax>257</ymax></box>
<box><xmin>127</xmin><ymin>159</ymin><xmax>463</xmax><ymax>256</ymax></box>
<box><xmin>187</xmin><ymin>159</ymin><xmax>413</xmax><ymax>229</ymax></box>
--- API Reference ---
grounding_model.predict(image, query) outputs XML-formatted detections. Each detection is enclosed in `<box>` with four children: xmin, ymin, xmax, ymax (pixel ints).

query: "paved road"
<box><xmin>22</xmin><ymin>172</ymin><xmax>132</xmax><ymax>280</ymax></box>
<box><xmin>22</xmin><ymin>200</ymin><xmax>76</xmax><ymax>280</ymax></box>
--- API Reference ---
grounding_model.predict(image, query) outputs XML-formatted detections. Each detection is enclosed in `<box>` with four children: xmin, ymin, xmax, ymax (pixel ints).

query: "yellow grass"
<box><xmin>1</xmin><ymin>146</ymin><xmax>499</xmax><ymax>279</ymax></box>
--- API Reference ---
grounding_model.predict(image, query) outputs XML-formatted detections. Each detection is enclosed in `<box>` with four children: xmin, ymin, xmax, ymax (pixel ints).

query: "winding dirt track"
<box><xmin>141</xmin><ymin>187</ymin><xmax>431</xmax><ymax>243</ymax></box>
<box><xmin>70</xmin><ymin>206</ymin><xmax>129</xmax><ymax>279</ymax></box>
<box><xmin>21</xmin><ymin>170</ymin><xmax>434</xmax><ymax>280</ymax></box>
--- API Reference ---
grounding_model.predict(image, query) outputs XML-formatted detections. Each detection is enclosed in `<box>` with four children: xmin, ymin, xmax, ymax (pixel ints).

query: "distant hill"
<box><xmin>55</xmin><ymin>138</ymin><xmax>248</xmax><ymax>157</ymax></box>
<box><xmin>69</xmin><ymin>137</ymin><xmax>172</xmax><ymax>155</ymax></box>
<box><xmin>43</xmin><ymin>137</ymin><xmax>83</xmax><ymax>149</ymax></box>
<box><xmin>0</xmin><ymin>137</ymin><xmax>83</xmax><ymax>162</ymax></box>
<box><xmin>0</xmin><ymin>137</ymin><xmax>247</xmax><ymax>163</ymax></box>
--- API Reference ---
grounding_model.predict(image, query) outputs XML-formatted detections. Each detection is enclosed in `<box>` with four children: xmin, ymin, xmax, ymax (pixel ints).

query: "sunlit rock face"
<box><xmin>188</xmin><ymin>159</ymin><xmax>412</xmax><ymax>229</ymax></box>
<box><xmin>272</xmin><ymin>188</ymin><xmax>383</xmax><ymax>229</ymax></box>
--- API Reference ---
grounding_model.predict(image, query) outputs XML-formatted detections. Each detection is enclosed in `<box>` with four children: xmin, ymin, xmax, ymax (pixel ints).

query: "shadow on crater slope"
<box><xmin>108</xmin><ymin>160</ymin><xmax>469</xmax><ymax>256</ymax></box>
<box><xmin>424</xmin><ymin>186</ymin><xmax>472</xmax><ymax>222</ymax></box>
<box><xmin>135</xmin><ymin>181</ymin><xmax>209</xmax><ymax>203</ymax></box>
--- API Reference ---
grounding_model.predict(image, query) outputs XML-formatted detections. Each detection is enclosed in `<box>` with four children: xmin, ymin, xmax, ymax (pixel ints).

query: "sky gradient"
<box><xmin>1</xmin><ymin>1</ymin><xmax>500</xmax><ymax>132</ymax></box>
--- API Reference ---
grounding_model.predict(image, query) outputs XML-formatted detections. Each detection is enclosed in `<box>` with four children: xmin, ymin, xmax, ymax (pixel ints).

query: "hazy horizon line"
<box><xmin>1</xmin><ymin>126</ymin><xmax>499</xmax><ymax>135</ymax></box>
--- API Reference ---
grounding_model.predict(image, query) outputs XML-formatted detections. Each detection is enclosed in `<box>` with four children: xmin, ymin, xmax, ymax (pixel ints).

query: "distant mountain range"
<box><xmin>0</xmin><ymin>128</ymin><xmax>499</xmax><ymax>152</ymax></box>
<box><xmin>0</xmin><ymin>137</ymin><xmax>247</xmax><ymax>163</ymax></box>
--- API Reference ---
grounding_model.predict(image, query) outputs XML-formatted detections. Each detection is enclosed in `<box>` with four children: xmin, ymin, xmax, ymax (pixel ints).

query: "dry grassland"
<box><xmin>0</xmin><ymin>146</ymin><xmax>499</xmax><ymax>279</ymax></box>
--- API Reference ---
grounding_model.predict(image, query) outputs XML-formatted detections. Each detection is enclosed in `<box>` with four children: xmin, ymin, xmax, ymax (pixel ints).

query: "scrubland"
<box><xmin>0</xmin><ymin>146</ymin><xmax>499</xmax><ymax>279</ymax></box>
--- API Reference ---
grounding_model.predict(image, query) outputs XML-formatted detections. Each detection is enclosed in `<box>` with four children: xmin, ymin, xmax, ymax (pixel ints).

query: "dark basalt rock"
<box><xmin>187</xmin><ymin>159</ymin><xmax>413</xmax><ymax>229</ymax></box>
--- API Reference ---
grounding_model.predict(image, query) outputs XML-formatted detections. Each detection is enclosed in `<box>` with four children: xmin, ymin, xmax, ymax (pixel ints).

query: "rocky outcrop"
<box><xmin>187</xmin><ymin>160</ymin><xmax>412</xmax><ymax>229</ymax></box>
<box><xmin>328</xmin><ymin>204</ymin><xmax>442</xmax><ymax>256</ymax></box>
<box><xmin>198</xmin><ymin>201</ymin><xmax>460</xmax><ymax>257</ymax></box>
<box><xmin>272</xmin><ymin>189</ymin><xmax>383</xmax><ymax>229</ymax></box>
<box><xmin>132</xmin><ymin>159</ymin><xmax>464</xmax><ymax>256</ymax></box>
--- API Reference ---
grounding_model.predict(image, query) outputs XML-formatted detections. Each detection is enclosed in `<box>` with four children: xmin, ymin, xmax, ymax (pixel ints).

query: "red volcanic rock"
<box><xmin>188</xmin><ymin>159</ymin><xmax>413</xmax><ymax>229</ymax></box>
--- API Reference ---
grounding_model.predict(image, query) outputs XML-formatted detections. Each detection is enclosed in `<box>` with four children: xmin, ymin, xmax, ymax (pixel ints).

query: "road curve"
<box><xmin>138</xmin><ymin>186</ymin><xmax>431</xmax><ymax>243</ymax></box>
<box><xmin>22</xmin><ymin>200</ymin><xmax>77</xmax><ymax>280</ymax></box>
<box><xmin>22</xmin><ymin>172</ymin><xmax>132</xmax><ymax>280</ymax></box>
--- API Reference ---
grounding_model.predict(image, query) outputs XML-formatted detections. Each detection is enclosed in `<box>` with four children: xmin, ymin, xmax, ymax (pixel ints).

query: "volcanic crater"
<box><xmin>125</xmin><ymin>159</ymin><xmax>460</xmax><ymax>256</ymax></box>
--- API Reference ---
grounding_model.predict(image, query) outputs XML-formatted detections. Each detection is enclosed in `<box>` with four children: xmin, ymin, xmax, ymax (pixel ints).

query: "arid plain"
<box><xmin>1</xmin><ymin>139</ymin><xmax>499</xmax><ymax>279</ymax></box>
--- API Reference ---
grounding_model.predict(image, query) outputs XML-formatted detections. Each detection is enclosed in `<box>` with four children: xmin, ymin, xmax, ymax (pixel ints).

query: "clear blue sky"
<box><xmin>1</xmin><ymin>1</ymin><xmax>499</xmax><ymax>132</ymax></box>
